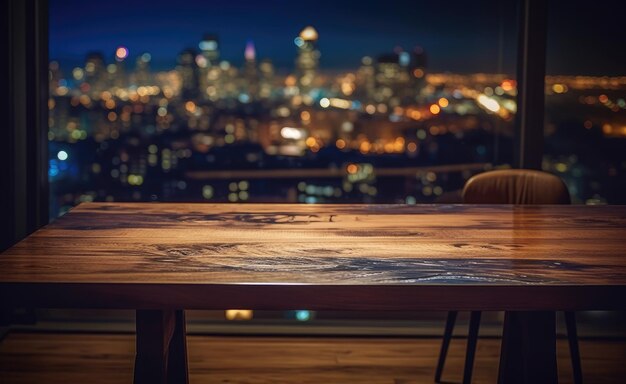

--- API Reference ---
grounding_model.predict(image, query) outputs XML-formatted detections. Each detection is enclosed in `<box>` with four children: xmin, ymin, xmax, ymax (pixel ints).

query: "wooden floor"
<box><xmin>0</xmin><ymin>332</ymin><xmax>625</xmax><ymax>383</ymax></box>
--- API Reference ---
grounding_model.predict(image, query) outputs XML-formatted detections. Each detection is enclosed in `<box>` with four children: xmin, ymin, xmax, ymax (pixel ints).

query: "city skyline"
<box><xmin>51</xmin><ymin>0</ymin><xmax>518</xmax><ymax>74</ymax></box>
<box><xmin>49</xmin><ymin>25</ymin><xmax>486</xmax><ymax>75</ymax></box>
<box><xmin>51</xmin><ymin>29</ymin><xmax>424</xmax><ymax>76</ymax></box>
<box><xmin>50</xmin><ymin>0</ymin><xmax>626</xmax><ymax>76</ymax></box>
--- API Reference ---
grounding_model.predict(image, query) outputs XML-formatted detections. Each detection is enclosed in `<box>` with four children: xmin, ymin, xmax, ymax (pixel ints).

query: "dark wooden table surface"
<box><xmin>2</xmin><ymin>203</ymin><xmax>626</xmax><ymax>384</ymax></box>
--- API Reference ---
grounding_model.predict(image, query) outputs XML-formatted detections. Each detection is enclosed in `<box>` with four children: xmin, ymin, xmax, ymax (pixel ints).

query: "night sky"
<box><xmin>50</xmin><ymin>0</ymin><xmax>625</xmax><ymax>75</ymax></box>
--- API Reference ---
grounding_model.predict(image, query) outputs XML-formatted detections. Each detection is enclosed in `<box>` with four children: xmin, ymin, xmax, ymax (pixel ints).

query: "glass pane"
<box><xmin>544</xmin><ymin>0</ymin><xmax>626</xmax><ymax>204</ymax></box>
<box><xmin>48</xmin><ymin>0</ymin><xmax>517</xmax><ymax>218</ymax></box>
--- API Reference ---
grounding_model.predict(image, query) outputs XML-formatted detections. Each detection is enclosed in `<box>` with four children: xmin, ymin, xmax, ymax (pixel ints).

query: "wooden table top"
<box><xmin>1</xmin><ymin>203</ymin><xmax>625</xmax><ymax>311</ymax></box>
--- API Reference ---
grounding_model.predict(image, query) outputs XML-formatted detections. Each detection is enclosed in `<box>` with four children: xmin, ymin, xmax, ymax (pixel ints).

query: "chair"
<box><xmin>434</xmin><ymin>169</ymin><xmax>582</xmax><ymax>384</ymax></box>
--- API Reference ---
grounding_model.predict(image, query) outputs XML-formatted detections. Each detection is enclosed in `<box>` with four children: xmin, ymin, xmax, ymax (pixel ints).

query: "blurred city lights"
<box><xmin>225</xmin><ymin>309</ymin><xmax>253</xmax><ymax>321</ymax></box>
<box><xmin>244</xmin><ymin>40</ymin><xmax>256</xmax><ymax>61</ymax></box>
<box><xmin>44</xmin><ymin>21</ymin><xmax>624</xmax><ymax>219</ymax></box>
<box><xmin>295</xmin><ymin>310</ymin><xmax>311</xmax><ymax>321</ymax></box>
<box><xmin>115</xmin><ymin>46</ymin><xmax>129</xmax><ymax>61</ymax></box>
<box><xmin>329</xmin><ymin>98</ymin><xmax>351</xmax><ymax>109</ymax></box>
<box><xmin>201</xmin><ymin>185</ymin><xmax>213</xmax><ymax>199</ymax></box>
<box><xmin>477</xmin><ymin>94</ymin><xmax>501</xmax><ymax>112</ymax></box>
<box><xmin>198</xmin><ymin>40</ymin><xmax>217</xmax><ymax>51</ymax></box>
<box><xmin>299</xmin><ymin>26</ymin><xmax>318</xmax><ymax>41</ymax></box>
<box><xmin>281</xmin><ymin>127</ymin><xmax>305</xmax><ymax>140</ymax></box>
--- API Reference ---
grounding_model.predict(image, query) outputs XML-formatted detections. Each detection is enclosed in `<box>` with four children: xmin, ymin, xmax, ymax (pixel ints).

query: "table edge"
<box><xmin>2</xmin><ymin>282</ymin><xmax>624</xmax><ymax>311</ymax></box>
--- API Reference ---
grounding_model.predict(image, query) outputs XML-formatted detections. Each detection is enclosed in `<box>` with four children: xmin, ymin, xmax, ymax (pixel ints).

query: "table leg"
<box><xmin>134</xmin><ymin>309</ymin><xmax>188</xmax><ymax>384</ymax></box>
<box><xmin>498</xmin><ymin>311</ymin><xmax>557</xmax><ymax>384</ymax></box>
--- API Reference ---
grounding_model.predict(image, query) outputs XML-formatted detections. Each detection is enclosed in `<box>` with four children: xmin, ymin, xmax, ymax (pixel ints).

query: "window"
<box><xmin>543</xmin><ymin>0</ymin><xmax>626</xmax><ymax>204</ymax></box>
<box><xmin>48</xmin><ymin>0</ymin><xmax>517</xmax><ymax>218</ymax></box>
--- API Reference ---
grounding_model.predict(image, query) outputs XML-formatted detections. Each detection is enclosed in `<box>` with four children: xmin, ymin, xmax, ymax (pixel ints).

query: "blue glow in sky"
<box><xmin>49</xmin><ymin>0</ymin><xmax>625</xmax><ymax>75</ymax></box>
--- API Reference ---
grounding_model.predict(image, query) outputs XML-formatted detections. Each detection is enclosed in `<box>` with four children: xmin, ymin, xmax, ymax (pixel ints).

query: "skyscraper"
<box><xmin>243</xmin><ymin>40</ymin><xmax>258</xmax><ymax>100</ymax></box>
<box><xmin>199</xmin><ymin>34</ymin><xmax>220</xmax><ymax>66</ymax></box>
<box><xmin>177</xmin><ymin>48</ymin><xmax>200</xmax><ymax>100</ymax></box>
<box><xmin>113</xmin><ymin>46</ymin><xmax>130</xmax><ymax>88</ymax></box>
<box><xmin>294</xmin><ymin>26</ymin><xmax>319</xmax><ymax>92</ymax></box>
<box><xmin>411</xmin><ymin>46</ymin><xmax>427</xmax><ymax>96</ymax></box>
<box><xmin>134</xmin><ymin>53</ymin><xmax>152</xmax><ymax>86</ymax></box>
<box><xmin>198</xmin><ymin>34</ymin><xmax>220</xmax><ymax>100</ymax></box>
<box><xmin>356</xmin><ymin>56</ymin><xmax>376</xmax><ymax>101</ymax></box>
<box><xmin>84</xmin><ymin>52</ymin><xmax>107</xmax><ymax>93</ymax></box>
<box><xmin>259</xmin><ymin>59</ymin><xmax>275</xmax><ymax>99</ymax></box>
<box><xmin>376</xmin><ymin>51</ymin><xmax>412</xmax><ymax>103</ymax></box>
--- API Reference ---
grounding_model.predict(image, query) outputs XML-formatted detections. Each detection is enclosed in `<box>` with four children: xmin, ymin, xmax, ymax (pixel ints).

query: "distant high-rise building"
<box><xmin>199</xmin><ymin>34</ymin><xmax>220</xmax><ymax>66</ymax></box>
<box><xmin>48</xmin><ymin>60</ymin><xmax>62</xmax><ymax>91</ymax></box>
<box><xmin>244</xmin><ymin>40</ymin><xmax>256</xmax><ymax>62</ymax></box>
<box><xmin>376</xmin><ymin>51</ymin><xmax>412</xmax><ymax>102</ymax></box>
<box><xmin>134</xmin><ymin>52</ymin><xmax>152</xmax><ymax>86</ymax></box>
<box><xmin>198</xmin><ymin>34</ymin><xmax>220</xmax><ymax>99</ymax></box>
<box><xmin>259</xmin><ymin>59</ymin><xmax>275</xmax><ymax>99</ymax></box>
<box><xmin>356</xmin><ymin>56</ymin><xmax>376</xmax><ymax>101</ymax></box>
<box><xmin>295</xmin><ymin>26</ymin><xmax>319</xmax><ymax>92</ymax></box>
<box><xmin>112</xmin><ymin>46</ymin><xmax>129</xmax><ymax>88</ymax></box>
<box><xmin>411</xmin><ymin>46</ymin><xmax>427</xmax><ymax>95</ymax></box>
<box><xmin>84</xmin><ymin>52</ymin><xmax>107</xmax><ymax>93</ymax></box>
<box><xmin>107</xmin><ymin>46</ymin><xmax>129</xmax><ymax>88</ymax></box>
<box><xmin>412</xmin><ymin>46</ymin><xmax>427</xmax><ymax>69</ymax></box>
<box><xmin>243</xmin><ymin>40</ymin><xmax>259</xmax><ymax>100</ymax></box>
<box><xmin>377</xmin><ymin>53</ymin><xmax>402</xmax><ymax>80</ymax></box>
<box><xmin>177</xmin><ymin>48</ymin><xmax>200</xmax><ymax>99</ymax></box>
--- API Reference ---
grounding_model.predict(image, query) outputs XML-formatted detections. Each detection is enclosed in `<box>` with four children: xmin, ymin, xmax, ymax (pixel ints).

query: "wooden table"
<box><xmin>1</xmin><ymin>203</ymin><xmax>625</xmax><ymax>383</ymax></box>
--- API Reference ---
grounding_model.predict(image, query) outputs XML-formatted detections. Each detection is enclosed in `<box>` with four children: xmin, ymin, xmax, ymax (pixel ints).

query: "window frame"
<box><xmin>1</xmin><ymin>0</ymin><xmax>48</xmax><ymax>251</ymax></box>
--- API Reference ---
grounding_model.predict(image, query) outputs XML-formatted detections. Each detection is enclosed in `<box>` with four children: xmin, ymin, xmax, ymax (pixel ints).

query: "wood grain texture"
<box><xmin>1</xmin><ymin>333</ymin><xmax>625</xmax><ymax>384</ymax></box>
<box><xmin>1</xmin><ymin>203</ymin><xmax>625</xmax><ymax>310</ymax></box>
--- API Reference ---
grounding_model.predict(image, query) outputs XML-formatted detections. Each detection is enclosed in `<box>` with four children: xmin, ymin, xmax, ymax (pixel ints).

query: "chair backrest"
<box><xmin>462</xmin><ymin>169</ymin><xmax>571</xmax><ymax>204</ymax></box>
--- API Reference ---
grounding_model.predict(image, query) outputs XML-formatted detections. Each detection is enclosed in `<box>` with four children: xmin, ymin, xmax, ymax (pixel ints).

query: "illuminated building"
<box><xmin>48</xmin><ymin>60</ymin><xmax>62</xmax><ymax>93</ymax></box>
<box><xmin>113</xmin><ymin>46</ymin><xmax>129</xmax><ymax>88</ymax></box>
<box><xmin>177</xmin><ymin>48</ymin><xmax>200</xmax><ymax>100</ymax></box>
<box><xmin>376</xmin><ymin>51</ymin><xmax>412</xmax><ymax>103</ymax></box>
<box><xmin>243</xmin><ymin>40</ymin><xmax>258</xmax><ymax>100</ymax></box>
<box><xmin>244</xmin><ymin>40</ymin><xmax>256</xmax><ymax>63</ymax></box>
<box><xmin>199</xmin><ymin>34</ymin><xmax>220</xmax><ymax>66</ymax></box>
<box><xmin>356</xmin><ymin>56</ymin><xmax>376</xmax><ymax>101</ymax></box>
<box><xmin>47</xmin><ymin>89</ymin><xmax>70</xmax><ymax>141</ymax></box>
<box><xmin>198</xmin><ymin>34</ymin><xmax>220</xmax><ymax>99</ymax></box>
<box><xmin>294</xmin><ymin>26</ymin><xmax>320</xmax><ymax>92</ymax></box>
<box><xmin>259</xmin><ymin>59</ymin><xmax>275</xmax><ymax>99</ymax></box>
<box><xmin>84</xmin><ymin>52</ymin><xmax>107</xmax><ymax>93</ymax></box>
<box><xmin>411</xmin><ymin>46</ymin><xmax>427</xmax><ymax>96</ymax></box>
<box><xmin>134</xmin><ymin>53</ymin><xmax>151</xmax><ymax>86</ymax></box>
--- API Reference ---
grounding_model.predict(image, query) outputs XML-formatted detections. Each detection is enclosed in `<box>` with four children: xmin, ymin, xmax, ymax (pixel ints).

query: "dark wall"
<box><xmin>0</xmin><ymin>0</ymin><xmax>48</xmax><ymax>251</ymax></box>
